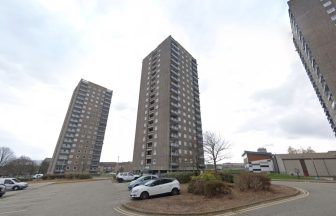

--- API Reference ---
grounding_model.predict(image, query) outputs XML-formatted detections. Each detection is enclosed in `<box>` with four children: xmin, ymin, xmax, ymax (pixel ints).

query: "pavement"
<box><xmin>0</xmin><ymin>180</ymin><xmax>129</xmax><ymax>216</ymax></box>
<box><xmin>0</xmin><ymin>179</ymin><xmax>335</xmax><ymax>216</ymax></box>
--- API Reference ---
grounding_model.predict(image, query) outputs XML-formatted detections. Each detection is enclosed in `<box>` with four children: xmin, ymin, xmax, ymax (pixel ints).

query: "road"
<box><xmin>0</xmin><ymin>180</ymin><xmax>335</xmax><ymax>216</ymax></box>
<box><xmin>235</xmin><ymin>181</ymin><xmax>336</xmax><ymax>216</ymax></box>
<box><xmin>0</xmin><ymin>180</ymin><xmax>129</xmax><ymax>216</ymax></box>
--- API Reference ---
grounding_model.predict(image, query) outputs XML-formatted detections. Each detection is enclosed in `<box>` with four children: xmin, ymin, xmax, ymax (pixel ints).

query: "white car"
<box><xmin>130</xmin><ymin>178</ymin><xmax>180</xmax><ymax>199</ymax></box>
<box><xmin>116</xmin><ymin>172</ymin><xmax>140</xmax><ymax>183</ymax></box>
<box><xmin>0</xmin><ymin>178</ymin><xmax>28</xmax><ymax>190</ymax></box>
<box><xmin>32</xmin><ymin>174</ymin><xmax>43</xmax><ymax>179</ymax></box>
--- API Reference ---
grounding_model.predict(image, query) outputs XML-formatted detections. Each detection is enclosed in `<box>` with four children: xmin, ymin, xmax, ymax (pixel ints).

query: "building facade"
<box><xmin>133</xmin><ymin>36</ymin><xmax>205</xmax><ymax>172</ymax></box>
<box><xmin>48</xmin><ymin>79</ymin><xmax>112</xmax><ymax>174</ymax></box>
<box><xmin>275</xmin><ymin>152</ymin><xmax>336</xmax><ymax>177</ymax></box>
<box><xmin>242</xmin><ymin>149</ymin><xmax>275</xmax><ymax>173</ymax></box>
<box><xmin>288</xmin><ymin>0</ymin><xmax>336</xmax><ymax>135</ymax></box>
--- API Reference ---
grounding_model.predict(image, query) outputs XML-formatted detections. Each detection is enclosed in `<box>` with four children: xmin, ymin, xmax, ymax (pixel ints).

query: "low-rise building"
<box><xmin>275</xmin><ymin>152</ymin><xmax>336</xmax><ymax>177</ymax></box>
<box><xmin>242</xmin><ymin>148</ymin><xmax>275</xmax><ymax>173</ymax></box>
<box><xmin>242</xmin><ymin>149</ymin><xmax>336</xmax><ymax>177</ymax></box>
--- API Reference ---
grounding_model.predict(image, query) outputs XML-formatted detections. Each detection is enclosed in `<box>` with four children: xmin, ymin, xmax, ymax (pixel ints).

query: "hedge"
<box><xmin>162</xmin><ymin>171</ymin><xmax>196</xmax><ymax>183</ymax></box>
<box><xmin>42</xmin><ymin>173</ymin><xmax>92</xmax><ymax>180</ymax></box>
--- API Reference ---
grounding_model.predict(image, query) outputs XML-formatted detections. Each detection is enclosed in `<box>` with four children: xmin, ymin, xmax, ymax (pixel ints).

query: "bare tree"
<box><xmin>38</xmin><ymin>158</ymin><xmax>51</xmax><ymax>174</ymax></box>
<box><xmin>0</xmin><ymin>147</ymin><xmax>15</xmax><ymax>167</ymax></box>
<box><xmin>3</xmin><ymin>156</ymin><xmax>38</xmax><ymax>177</ymax></box>
<box><xmin>288</xmin><ymin>146</ymin><xmax>315</xmax><ymax>154</ymax></box>
<box><xmin>203</xmin><ymin>131</ymin><xmax>231</xmax><ymax>172</ymax></box>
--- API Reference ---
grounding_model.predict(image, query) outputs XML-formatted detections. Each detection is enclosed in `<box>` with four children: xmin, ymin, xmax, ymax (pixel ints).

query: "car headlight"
<box><xmin>132</xmin><ymin>189</ymin><xmax>139</xmax><ymax>193</ymax></box>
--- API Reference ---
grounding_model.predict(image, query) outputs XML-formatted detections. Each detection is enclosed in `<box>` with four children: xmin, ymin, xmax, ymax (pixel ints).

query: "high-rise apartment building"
<box><xmin>48</xmin><ymin>79</ymin><xmax>112</xmax><ymax>174</ymax></box>
<box><xmin>133</xmin><ymin>36</ymin><xmax>205</xmax><ymax>172</ymax></box>
<box><xmin>288</xmin><ymin>0</ymin><xmax>336</xmax><ymax>135</ymax></box>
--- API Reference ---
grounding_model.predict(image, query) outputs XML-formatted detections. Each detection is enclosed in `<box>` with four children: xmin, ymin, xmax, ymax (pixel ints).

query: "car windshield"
<box><xmin>144</xmin><ymin>179</ymin><xmax>155</xmax><ymax>186</ymax></box>
<box><xmin>12</xmin><ymin>179</ymin><xmax>20</xmax><ymax>183</ymax></box>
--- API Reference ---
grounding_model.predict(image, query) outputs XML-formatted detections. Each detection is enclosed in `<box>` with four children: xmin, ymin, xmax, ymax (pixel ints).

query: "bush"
<box><xmin>218</xmin><ymin>172</ymin><xmax>234</xmax><ymax>183</ymax></box>
<box><xmin>163</xmin><ymin>171</ymin><xmax>195</xmax><ymax>183</ymax></box>
<box><xmin>192</xmin><ymin>170</ymin><xmax>218</xmax><ymax>181</ymax></box>
<box><xmin>188</xmin><ymin>179</ymin><xmax>206</xmax><ymax>194</ymax></box>
<box><xmin>235</xmin><ymin>172</ymin><xmax>271</xmax><ymax>191</ymax></box>
<box><xmin>204</xmin><ymin>180</ymin><xmax>232</xmax><ymax>197</ymax></box>
<box><xmin>188</xmin><ymin>179</ymin><xmax>231</xmax><ymax>197</ymax></box>
<box><xmin>41</xmin><ymin>174</ymin><xmax>92</xmax><ymax>180</ymax></box>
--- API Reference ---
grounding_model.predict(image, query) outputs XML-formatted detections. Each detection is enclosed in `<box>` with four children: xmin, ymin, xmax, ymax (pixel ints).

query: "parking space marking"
<box><xmin>0</xmin><ymin>210</ymin><xmax>26</xmax><ymax>215</ymax></box>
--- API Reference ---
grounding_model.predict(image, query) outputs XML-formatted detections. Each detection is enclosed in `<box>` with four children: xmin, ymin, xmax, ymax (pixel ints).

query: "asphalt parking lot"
<box><xmin>0</xmin><ymin>180</ymin><xmax>130</xmax><ymax>216</ymax></box>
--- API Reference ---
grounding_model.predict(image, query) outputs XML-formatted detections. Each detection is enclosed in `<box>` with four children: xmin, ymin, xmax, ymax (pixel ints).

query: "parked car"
<box><xmin>128</xmin><ymin>175</ymin><xmax>158</xmax><ymax>190</ymax></box>
<box><xmin>0</xmin><ymin>178</ymin><xmax>28</xmax><ymax>190</ymax></box>
<box><xmin>130</xmin><ymin>178</ymin><xmax>180</xmax><ymax>199</ymax></box>
<box><xmin>116</xmin><ymin>172</ymin><xmax>140</xmax><ymax>183</ymax></box>
<box><xmin>0</xmin><ymin>184</ymin><xmax>6</xmax><ymax>197</ymax></box>
<box><xmin>32</xmin><ymin>174</ymin><xmax>43</xmax><ymax>179</ymax></box>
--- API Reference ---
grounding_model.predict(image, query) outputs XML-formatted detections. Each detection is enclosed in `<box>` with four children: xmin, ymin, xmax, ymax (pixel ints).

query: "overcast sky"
<box><xmin>1</xmin><ymin>0</ymin><xmax>335</xmax><ymax>163</ymax></box>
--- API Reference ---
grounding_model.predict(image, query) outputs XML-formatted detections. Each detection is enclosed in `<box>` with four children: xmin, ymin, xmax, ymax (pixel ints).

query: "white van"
<box><xmin>0</xmin><ymin>178</ymin><xmax>28</xmax><ymax>190</ymax></box>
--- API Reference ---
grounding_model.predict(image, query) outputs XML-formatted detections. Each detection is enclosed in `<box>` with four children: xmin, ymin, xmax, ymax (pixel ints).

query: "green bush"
<box><xmin>235</xmin><ymin>172</ymin><xmax>271</xmax><ymax>191</ymax></box>
<box><xmin>218</xmin><ymin>172</ymin><xmax>234</xmax><ymax>183</ymax></box>
<box><xmin>192</xmin><ymin>170</ymin><xmax>218</xmax><ymax>181</ymax></box>
<box><xmin>163</xmin><ymin>171</ymin><xmax>195</xmax><ymax>183</ymax></box>
<box><xmin>204</xmin><ymin>180</ymin><xmax>232</xmax><ymax>197</ymax></box>
<box><xmin>41</xmin><ymin>174</ymin><xmax>92</xmax><ymax>180</ymax></box>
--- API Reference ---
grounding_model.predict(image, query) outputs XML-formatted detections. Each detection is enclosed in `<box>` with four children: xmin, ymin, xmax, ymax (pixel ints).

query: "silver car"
<box><xmin>128</xmin><ymin>175</ymin><xmax>158</xmax><ymax>190</ymax></box>
<box><xmin>0</xmin><ymin>178</ymin><xmax>28</xmax><ymax>190</ymax></box>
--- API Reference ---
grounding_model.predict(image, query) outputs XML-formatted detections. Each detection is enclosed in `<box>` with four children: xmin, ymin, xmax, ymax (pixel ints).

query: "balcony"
<box><xmin>171</xmin><ymin>102</ymin><xmax>179</xmax><ymax>108</ymax></box>
<box><xmin>171</xmin><ymin>80</ymin><xmax>179</xmax><ymax>87</ymax></box>
<box><xmin>170</xmin><ymin>109</ymin><xmax>179</xmax><ymax>116</ymax></box>
<box><xmin>62</xmin><ymin>144</ymin><xmax>71</xmax><ymax>149</ymax></box>
<box><xmin>171</xmin><ymin>95</ymin><xmax>179</xmax><ymax>102</ymax></box>
<box><xmin>171</xmin><ymin>152</ymin><xmax>179</xmax><ymax>156</ymax></box>
<box><xmin>170</xmin><ymin>125</ymin><xmax>179</xmax><ymax>131</ymax></box>
<box><xmin>170</xmin><ymin>142</ymin><xmax>179</xmax><ymax>148</ymax></box>
<box><xmin>171</xmin><ymin>75</ymin><xmax>179</xmax><ymax>82</ymax></box>
<box><xmin>170</xmin><ymin>133</ymin><xmax>178</xmax><ymax>139</ymax></box>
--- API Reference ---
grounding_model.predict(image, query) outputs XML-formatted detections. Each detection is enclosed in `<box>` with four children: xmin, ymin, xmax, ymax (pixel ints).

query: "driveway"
<box><xmin>0</xmin><ymin>180</ymin><xmax>130</xmax><ymax>216</ymax></box>
<box><xmin>1</xmin><ymin>180</ymin><xmax>335</xmax><ymax>216</ymax></box>
<box><xmin>236</xmin><ymin>181</ymin><xmax>336</xmax><ymax>216</ymax></box>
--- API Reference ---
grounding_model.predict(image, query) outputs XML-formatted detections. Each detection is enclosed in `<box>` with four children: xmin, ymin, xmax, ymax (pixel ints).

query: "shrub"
<box><xmin>163</xmin><ymin>171</ymin><xmax>195</xmax><ymax>183</ymax></box>
<box><xmin>218</xmin><ymin>172</ymin><xmax>234</xmax><ymax>183</ymax></box>
<box><xmin>192</xmin><ymin>170</ymin><xmax>218</xmax><ymax>181</ymax></box>
<box><xmin>188</xmin><ymin>179</ymin><xmax>206</xmax><ymax>194</ymax></box>
<box><xmin>235</xmin><ymin>172</ymin><xmax>271</xmax><ymax>191</ymax></box>
<box><xmin>41</xmin><ymin>174</ymin><xmax>92</xmax><ymax>180</ymax></box>
<box><xmin>204</xmin><ymin>180</ymin><xmax>232</xmax><ymax>197</ymax></box>
<box><xmin>188</xmin><ymin>179</ymin><xmax>231</xmax><ymax>197</ymax></box>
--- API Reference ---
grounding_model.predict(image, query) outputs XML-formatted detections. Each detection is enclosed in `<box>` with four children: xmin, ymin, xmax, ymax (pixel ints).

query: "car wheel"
<box><xmin>171</xmin><ymin>188</ymin><xmax>179</xmax><ymax>196</ymax></box>
<box><xmin>140</xmin><ymin>191</ymin><xmax>149</xmax><ymax>200</ymax></box>
<box><xmin>117</xmin><ymin>178</ymin><xmax>123</xmax><ymax>183</ymax></box>
<box><xmin>13</xmin><ymin>186</ymin><xmax>19</xmax><ymax>191</ymax></box>
<box><xmin>0</xmin><ymin>194</ymin><xmax>3</xmax><ymax>197</ymax></box>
